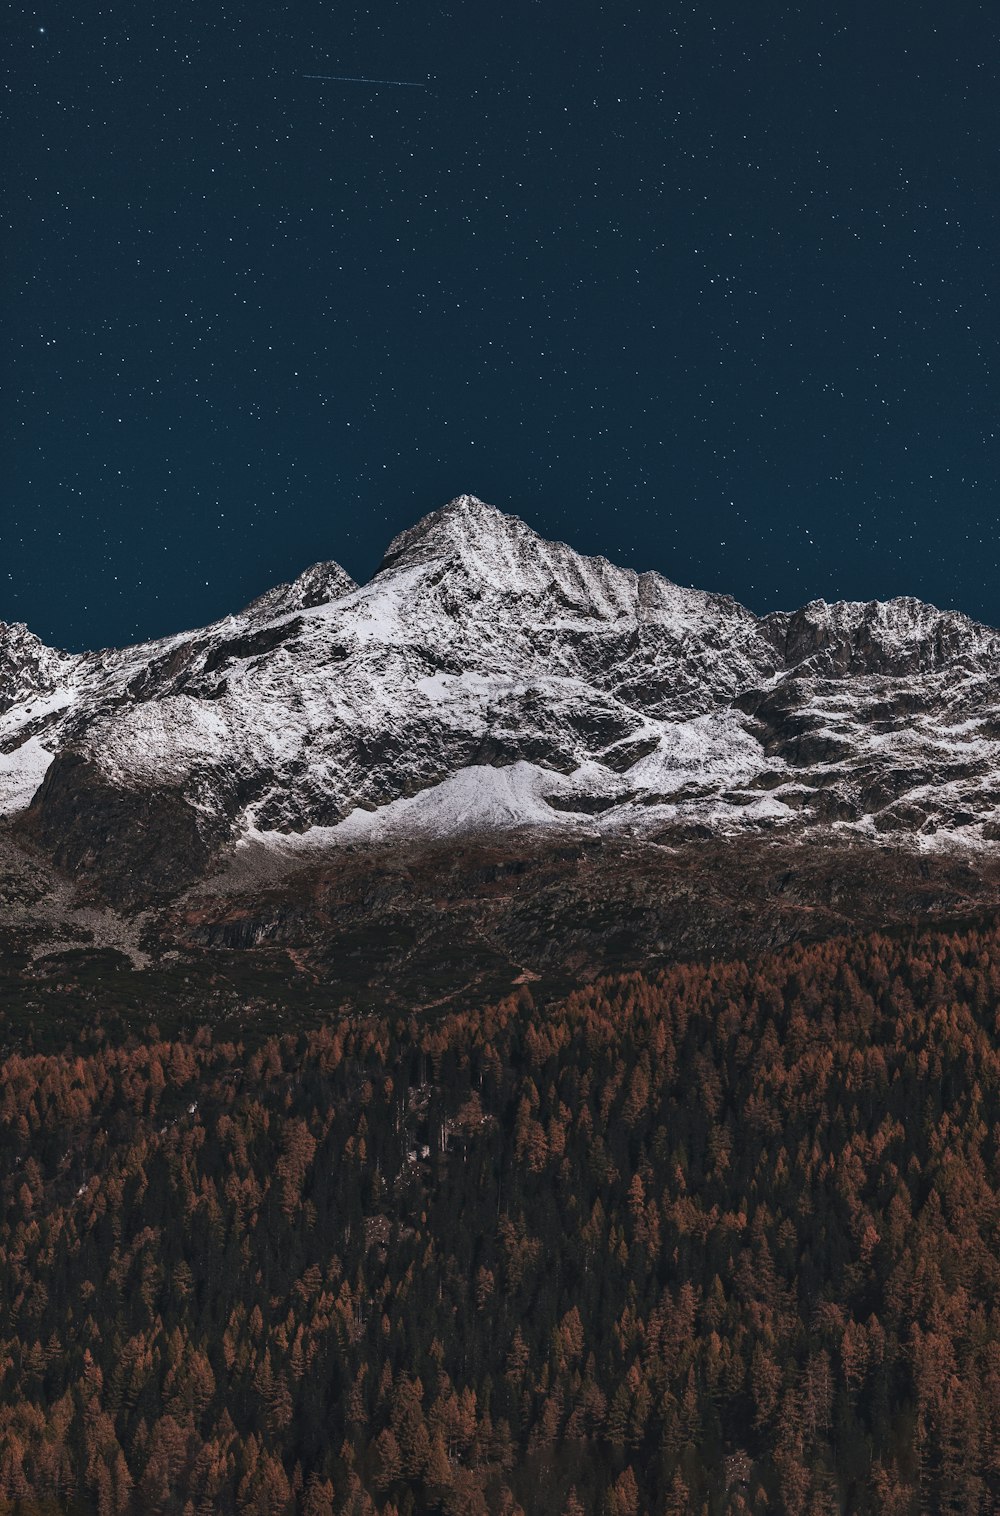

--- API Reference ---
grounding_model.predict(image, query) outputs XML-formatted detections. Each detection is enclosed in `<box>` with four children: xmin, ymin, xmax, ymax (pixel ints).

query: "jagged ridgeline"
<box><xmin>4</xmin><ymin>495</ymin><xmax>1000</xmax><ymax>906</ymax></box>
<box><xmin>1</xmin><ymin>922</ymin><xmax>999</xmax><ymax>1513</ymax></box>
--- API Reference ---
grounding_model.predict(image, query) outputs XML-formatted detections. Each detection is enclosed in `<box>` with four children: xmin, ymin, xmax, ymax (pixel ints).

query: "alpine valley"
<box><xmin>5</xmin><ymin>493</ymin><xmax>1000</xmax><ymax>1027</ymax></box>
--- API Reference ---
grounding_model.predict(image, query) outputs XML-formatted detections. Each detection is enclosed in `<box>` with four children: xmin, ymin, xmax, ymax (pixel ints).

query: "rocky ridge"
<box><xmin>3</xmin><ymin>494</ymin><xmax>1000</xmax><ymax>905</ymax></box>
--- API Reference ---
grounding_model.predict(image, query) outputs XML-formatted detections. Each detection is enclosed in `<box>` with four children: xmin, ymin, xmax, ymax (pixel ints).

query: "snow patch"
<box><xmin>249</xmin><ymin>762</ymin><xmax>570</xmax><ymax>848</ymax></box>
<box><xmin>0</xmin><ymin>736</ymin><xmax>55</xmax><ymax>815</ymax></box>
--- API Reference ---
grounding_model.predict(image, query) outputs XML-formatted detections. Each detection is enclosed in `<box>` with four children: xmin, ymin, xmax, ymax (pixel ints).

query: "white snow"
<box><xmin>0</xmin><ymin>736</ymin><xmax>55</xmax><ymax>814</ymax></box>
<box><xmin>251</xmin><ymin>762</ymin><xmax>568</xmax><ymax>849</ymax></box>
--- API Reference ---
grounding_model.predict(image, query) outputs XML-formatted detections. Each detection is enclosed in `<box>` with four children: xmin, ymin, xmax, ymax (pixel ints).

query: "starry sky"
<box><xmin>6</xmin><ymin>4</ymin><xmax>999</xmax><ymax>650</ymax></box>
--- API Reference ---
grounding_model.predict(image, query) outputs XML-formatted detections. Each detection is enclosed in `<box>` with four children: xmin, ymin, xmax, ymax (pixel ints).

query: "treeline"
<box><xmin>4</xmin><ymin>925</ymin><xmax>1000</xmax><ymax>1513</ymax></box>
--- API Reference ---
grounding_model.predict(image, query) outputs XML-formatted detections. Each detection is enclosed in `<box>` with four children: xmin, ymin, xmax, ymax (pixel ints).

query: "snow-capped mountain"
<box><xmin>4</xmin><ymin>494</ymin><xmax>1000</xmax><ymax>902</ymax></box>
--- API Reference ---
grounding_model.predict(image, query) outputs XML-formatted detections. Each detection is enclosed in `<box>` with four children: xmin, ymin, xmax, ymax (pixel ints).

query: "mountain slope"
<box><xmin>3</xmin><ymin>494</ymin><xmax>1000</xmax><ymax>904</ymax></box>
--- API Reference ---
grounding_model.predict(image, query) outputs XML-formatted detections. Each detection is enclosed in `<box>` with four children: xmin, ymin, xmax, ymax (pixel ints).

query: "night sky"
<box><xmin>6</xmin><ymin>4</ymin><xmax>999</xmax><ymax>651</ymax></box>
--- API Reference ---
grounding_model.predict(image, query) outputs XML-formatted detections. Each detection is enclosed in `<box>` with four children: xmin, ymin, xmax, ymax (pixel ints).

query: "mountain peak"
<box><xmin>375</xmin><ymin>494</ymin><xmax>649</xmax><ymax>619</ymax></box>
<box><xmin>764</xmin><ymin>592</ymin><xmax>996</xmax><ymax>673</ymax></box>
<box><xmin>378</xmin><ymin>494</ymin><xmax>524</xmax><ymax>572</ymax></box>
<box><xmin>0</xmin><ymin>621</ymin><xmax>72</xmax><ymax>717</ymax></box>
<box><xmin>240</xmin><ymin>559</ymin><xmax>357</xmax><ymax>619</ymax></box>
<box><xmin>443</xmin><ymin>492</ymin><xmax>493</xmax><ymax>514</ymax></box>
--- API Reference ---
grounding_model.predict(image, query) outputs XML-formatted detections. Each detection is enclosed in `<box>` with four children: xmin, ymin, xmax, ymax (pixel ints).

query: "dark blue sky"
<box><xmin>6</xmin><ymin>3</ymin><xmax>998</xmax><ymax>649</ymax></box>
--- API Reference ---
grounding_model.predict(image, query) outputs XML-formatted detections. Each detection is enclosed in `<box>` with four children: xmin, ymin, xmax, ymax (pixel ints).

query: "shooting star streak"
<box><xmin>302</xmin><ymin>74</ymin><xmax>428</xmax><ymax>88</ymax></box>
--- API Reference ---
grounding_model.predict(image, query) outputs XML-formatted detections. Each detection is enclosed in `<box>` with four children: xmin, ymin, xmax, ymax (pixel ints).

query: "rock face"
<box><xmin>0</xmin><ymin>623</ymin><xmax>70</xmax><ymax>718</ymax></box>
<box><xmin>3</xmin><ymin>494</ymin><xmax>1000</xmax><ymax>904</ymax></box>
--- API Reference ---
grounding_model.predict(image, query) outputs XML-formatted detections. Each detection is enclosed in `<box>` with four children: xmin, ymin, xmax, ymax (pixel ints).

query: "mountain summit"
<box><xmin>2</xmin><ymin>495</ymin><xmax>1000</xmax><ymax>903</ymax></box>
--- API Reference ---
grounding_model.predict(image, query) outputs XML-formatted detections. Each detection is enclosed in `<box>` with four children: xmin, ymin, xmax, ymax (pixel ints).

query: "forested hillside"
<box><xmin>3</xmin><ymin>924</ymin><xmax>1000</xmax><ymax>1513</ymax></box>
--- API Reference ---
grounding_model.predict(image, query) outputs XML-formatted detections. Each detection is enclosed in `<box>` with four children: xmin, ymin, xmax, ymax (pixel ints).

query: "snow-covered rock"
<box><xmin>4</xmin><ymin>494</ymin><xmax>1000</xmax><ymax>900</ymax></box>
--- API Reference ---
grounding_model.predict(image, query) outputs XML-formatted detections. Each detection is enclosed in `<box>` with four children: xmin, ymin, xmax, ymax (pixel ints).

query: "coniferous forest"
<box><xmin>3</xmin><ymin>924</ymin><xmax>1000</xmax><ymax>1514</ymax></box>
